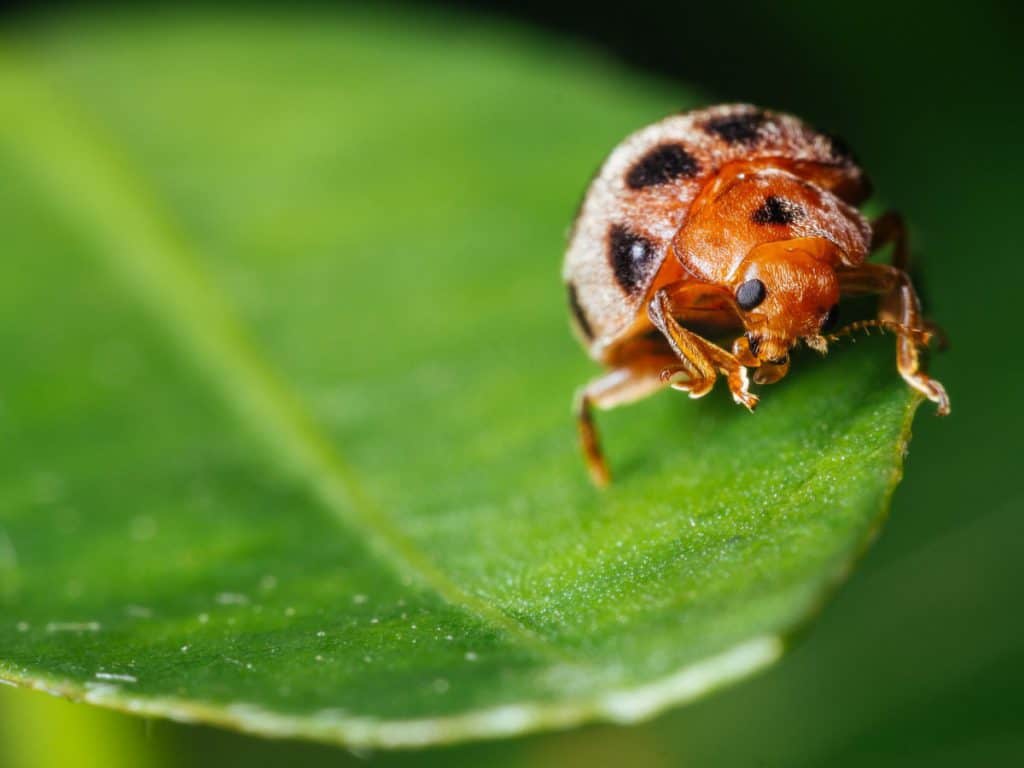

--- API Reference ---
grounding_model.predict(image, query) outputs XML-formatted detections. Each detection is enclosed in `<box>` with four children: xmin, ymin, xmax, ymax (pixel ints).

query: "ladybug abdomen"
<box><xmin>563</xmin><ymin>104</ymin><xmax>869</xmax><ymax>361</ymax></box>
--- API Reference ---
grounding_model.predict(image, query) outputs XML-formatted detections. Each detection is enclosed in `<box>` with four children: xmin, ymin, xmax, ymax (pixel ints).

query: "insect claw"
<box><xmin>731</xmin><ymin>389</ymin><xmax>759</xmax><ymax>411</ymax></box>
<box><xmin>660</xmin><ymin>366</ymin><xmax>712</xmax><ymax>397</ymax></box>
<box><xmin>659</xmin><ymin>367</ymin><xmax>691</xmax><ymax>386</ymax></box>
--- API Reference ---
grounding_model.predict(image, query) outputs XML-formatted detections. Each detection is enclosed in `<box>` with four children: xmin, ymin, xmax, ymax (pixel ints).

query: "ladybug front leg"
<box><xmin>575</xmin><ymin>352</ymin><xmax>687</xmax><ymax>486</ymax></box>
<box><xmin>648</xmin><ymin>286</ymin><xmax>759</xmax><ymax>411</ymax></box>
<box><xmin>837</xmin><ymin>262</ymin><xmax>950</xmax><ymax>414</ymax></box>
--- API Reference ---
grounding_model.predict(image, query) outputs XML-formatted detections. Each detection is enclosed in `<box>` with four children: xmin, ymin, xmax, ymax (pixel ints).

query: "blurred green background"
<box><xmin>1</xmin><ymin>1</ymin><xmax>1021</xmax><ymax>766</ymax></box>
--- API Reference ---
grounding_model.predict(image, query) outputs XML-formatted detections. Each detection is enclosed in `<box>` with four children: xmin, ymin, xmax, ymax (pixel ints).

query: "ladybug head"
<box><xmin>730</xmin><ymin>237</ymin><xmax>843</xmax><ymax>378</ymax></box>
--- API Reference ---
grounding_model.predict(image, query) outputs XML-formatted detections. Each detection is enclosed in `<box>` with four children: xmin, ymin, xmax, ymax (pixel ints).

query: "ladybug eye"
<box><xmin>821</xmin><ymin>304</ymin><xmax>840</xmax><ymax>332</ymax></box>
<box><xmin>735</xmin><ymin>279</ymin><xmax>766</xmax><ymax>310</ymax></box>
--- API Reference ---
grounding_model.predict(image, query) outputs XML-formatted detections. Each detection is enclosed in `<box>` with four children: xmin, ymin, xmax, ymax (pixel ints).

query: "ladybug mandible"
<box><xmin>564</xmin><ymin>104</ymin><xmax>949</xmax><ymax>486</ymax></box>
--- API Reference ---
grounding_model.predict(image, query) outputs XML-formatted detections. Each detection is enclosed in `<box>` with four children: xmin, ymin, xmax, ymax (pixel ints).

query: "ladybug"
<box><xmin>564</xmin><ymin>104</ymin><xmax>949</xmax><ymax>486</ymax></box>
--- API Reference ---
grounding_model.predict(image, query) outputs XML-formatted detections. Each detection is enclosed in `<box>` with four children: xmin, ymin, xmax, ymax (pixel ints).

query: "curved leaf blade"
<box><xmin>0</xmin><ymin>10</ymin><xmax>920</xmax><ymax>747</ymax></box>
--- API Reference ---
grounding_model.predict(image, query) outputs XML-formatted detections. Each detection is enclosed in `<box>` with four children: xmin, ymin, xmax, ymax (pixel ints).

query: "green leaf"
<box><xmin>0</xmin><ymin>9</ymin><xmax>921</xmax><ymax>748</ymax></box>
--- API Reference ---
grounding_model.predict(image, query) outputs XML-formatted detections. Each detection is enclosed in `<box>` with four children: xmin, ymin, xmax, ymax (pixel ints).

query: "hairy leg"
<box><xmin>838</xmin><ymin>261</ymin><xmax>950</xmax><ymax>414</ymax></box>
<box><xmin>648</xmin><ymin>286</ymin><xmax>758</xmax><ymax>410</ymax></box>
<box><xmin>871</xmin><ymin>210</ymin><xmax>910</xmax><ymax>270</ymax></box>
<box><xmin>575</xmin><ymin>353</ymin><xmax>681</xmax><ymax>487</ymax></box>
<box><xmin>577</xmin><ymin>281</ymin><xmax>756</xmax><ymax>486</ymax></box>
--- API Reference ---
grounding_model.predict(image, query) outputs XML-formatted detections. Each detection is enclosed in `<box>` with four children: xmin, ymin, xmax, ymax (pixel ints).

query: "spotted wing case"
<box><xmin>563</xmin><ymin>104</ymin><xmax>868</xmax><ymax>361</ymax></box>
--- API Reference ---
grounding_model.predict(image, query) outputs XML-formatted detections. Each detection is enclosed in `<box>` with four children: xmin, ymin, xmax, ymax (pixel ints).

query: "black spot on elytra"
<box><xmin>626</xmin><ymin>143</ymin><xmax>699</xmax><ymax>188</ymax></box>
<box><xmin>567</xmin><ymin>282</ymin><xmax>594</xmax><ymax>340</ymax></box>
<box><xmin>751</xmin><ymin>195</ymin><xmax>804</xmax><ymax>226</ymax></box>
<box><xmin>609</xmin><ymin>224</ymin><xmax>657</xmax><ymax>295</ymax></box>
<box><xmin>704</xmin><ymin>109</ymin><xmax>765</xmax><ymax>143</ymax></box>
<box><xmin>824</xmin><ymin>131</ymin><xmax>856</xmax><ymax>162</ymax></box>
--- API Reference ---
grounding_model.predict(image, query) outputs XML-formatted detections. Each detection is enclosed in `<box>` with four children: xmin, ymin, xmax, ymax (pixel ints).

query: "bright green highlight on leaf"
<box><xmin>0</xmin><ymin>9</ymin><xmax>919</xmax><ymax>748</ymax></box>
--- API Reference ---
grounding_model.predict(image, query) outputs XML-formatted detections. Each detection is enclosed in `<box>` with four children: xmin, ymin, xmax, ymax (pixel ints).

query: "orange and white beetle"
<box><xmin>564</xmin><ymin>104</ymin><xmax>949</xmax><ymax>486</ymax></box>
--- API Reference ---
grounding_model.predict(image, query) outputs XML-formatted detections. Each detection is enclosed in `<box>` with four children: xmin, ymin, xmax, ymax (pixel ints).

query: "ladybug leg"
<box><xmin>575</xmin><ymin>353</ymin><xmax>682</xmax><ymax>487</ymax></box>
<box><xmin>867</xmin><ymin>213</ymin><xmax>950</xmax><ymax>414</ymax></box>
<box><xmin>837</xmin><ymin>263</ymin><xmax>950</xmax><ymax>415</ymax></box>
<box><xmin>648</xmin><ymin>287</ymin><xmax>759</xmax><ymax>411</ymax></box>
<box><xmin>871</xmin><ymin>211</ymin><xmax>949</xmax><ymax>349</ymax></box>
<box><xmin>871</xmin><ymin>211</ymin><xmax>910</xmax><ymax>270</ymax></box>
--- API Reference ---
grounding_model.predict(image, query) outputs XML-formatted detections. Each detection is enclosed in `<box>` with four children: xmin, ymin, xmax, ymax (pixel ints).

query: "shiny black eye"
<box><xmin>736</xmin><ymin>279</ymin><xmax>766</xmax><ymax>310</ymax></box>
<box><xmin>821</xmin><ymin>304</ymin><xmax>840</xmax><ymax>332</ymax></box>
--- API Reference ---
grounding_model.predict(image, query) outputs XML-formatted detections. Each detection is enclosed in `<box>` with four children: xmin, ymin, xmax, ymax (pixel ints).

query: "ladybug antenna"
<box><xmin>824</xmin><ymin>319</ymin><xmax>933</xmax><ymax>347</ymax></box>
